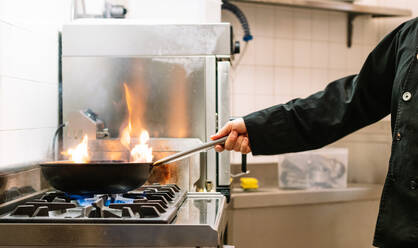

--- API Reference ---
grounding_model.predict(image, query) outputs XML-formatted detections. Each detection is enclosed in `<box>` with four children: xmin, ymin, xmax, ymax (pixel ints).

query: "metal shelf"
<box><xmin>230</xmin><ymin>0</ymin><xmax>412</xmax><ymax>47</ymax></box>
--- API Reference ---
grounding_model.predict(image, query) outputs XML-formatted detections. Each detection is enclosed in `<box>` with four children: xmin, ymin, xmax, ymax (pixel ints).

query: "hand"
<box><xmin>210</xmin><ymin>118</ymin><xmax>251</xmax><ymax>154</ymax></box>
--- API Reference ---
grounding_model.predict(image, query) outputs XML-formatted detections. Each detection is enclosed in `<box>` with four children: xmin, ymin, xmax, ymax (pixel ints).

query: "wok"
<box><xmin>40</xmin><ymin>137</ymin><xmax>227</xmax><ymax>194</ymax></box>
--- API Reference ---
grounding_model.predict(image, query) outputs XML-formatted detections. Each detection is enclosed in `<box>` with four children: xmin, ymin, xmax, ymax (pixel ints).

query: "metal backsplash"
<box><xmin>63</xmin><ymin>56</ymin><xmax>213</xmax><ymax>144</ymax></box>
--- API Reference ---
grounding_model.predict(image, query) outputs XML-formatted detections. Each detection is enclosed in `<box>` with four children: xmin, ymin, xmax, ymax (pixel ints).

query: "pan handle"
<box><xmin>153</xmin><ymin>136</ymin><xmax>228</xmax><ymax>167</ymax></box>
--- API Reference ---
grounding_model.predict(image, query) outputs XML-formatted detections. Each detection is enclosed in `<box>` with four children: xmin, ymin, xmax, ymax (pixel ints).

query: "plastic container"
<box><xmin>278</xmin><ymin>148</ymin><xmax>348</xmax><ymax>189</ymax></box>
<box><xmin>126</xmin><ymin>0</ymin><xmax>222</xmax><ymax>23</ymax></box>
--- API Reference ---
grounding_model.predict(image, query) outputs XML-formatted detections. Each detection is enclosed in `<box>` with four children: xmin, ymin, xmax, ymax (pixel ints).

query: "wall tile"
<box><xmin>0</xmin><ymin>22</ymin><xmax>11</xmax><ymax>75</ymax></box>
<box><xmin>0</xmin><ymin>1</ymin><xmax>70</xmax><ymax>168</ymax></box>
<box><xmin>312</xmin><ymin>10</ymin><xmax>329</xmax><ymax>42</ymax></box>
<box><xmin>0</xmin><ymin>76</ymin><xmax>58</xmax><ymax>131</ymax></box>
<box><xmin>275</xmin><ymin>38</ymin><xmax>293</xmax><ymax>66</ymax></box>
<box><xmin>347</xmin><ymin>44</ymin><xmax>364</xmax><ymax>72</ymax></box>
<box><xmin>254</xmin><ymin>66</ymin><xmax>275</xmax><ymax>95</ymax></box>
<box><xmin>363</xmin><ymin>18</ymin><xmax>379</xmax><ymax>46</ymax></box>
<box><xmin>275</xmin><ymin>67</ymin><xmax>293</xmax><ymax>96</ymax></box>
<box><xmin>293</xmin><ymin>9</ymin><xmax>312</xmax><ymax>40</ymax></box>
<box><xmin>0</xmin><ymin>127</ymin><xmax>55</xmax><ymax>168</ymax></box>
<box><xmin>346</xmin><ymin>67</ymin><xmax>359</xmax><ymax>76</ymax></box>
<box><xmin>0</xmin><ymin>76</ymin><xmax>58</xmax><ymax>130</ymax></box>
<box><xmin>232</xmin><ymin>65</ymin><xmax>255</xmax><ymax>94</ymax></box>
<box><xmin>328</xmin><ymin>69</ymin><xmax>347</xmax><ymax>82</ymax></box>
<box><xmin>328</xmin><ymin>42</ymin><xmax>347</xmax><ymax>69</ymax></box>
<box><xmin>255</xmin><ymin>37</ymin><xmax>275</xmax><ymax>66</ymax></box>
<box><xmin>1</xmin><ymin>25</ymin><xmax>59</xmax><ymax>84</ymax></box>
<box><xmin>311</xmin><ymin>68</ymin><xmax>328</xmax><ymax>92</ymax></box>
<box><xmin>232</xmin><ymin>94</ymin><xmax>256</xmax><ymax>117</ymax></box>
<box><xmin>293</xmin><ymin>68</ymin><xmax>312</xmax><ymax>98</ymax></box>
<box><xmin>237</xmin><ymin>40</ymin><xmax>255</xmax><ymax>65</ymax></box>
<box><xmin>311</xmin><ymin>41</ymin><xmax>328</xmax><ymax>69</ymax></box>
<box><xmin>255</xmin><ymin>94</ymin><xmax>275</xmax><ymax>110</ymax></box>
<box><xmin>275</xmin><ymin>7</ymin><xmax>293</xmax><ymax>39</ymax></box>
<box><xmin>276</xmin><ymin>95</ymin><xmax>294</xmax><ymax>105</ymax></box>
<box><xmin>293</xmin><ymin>40</ymin><xmax>311</xmax><ymax>68</ymax></box>
<box><xmin>255</xmin><ymin>5</ymin><xmax>275</xmax><ymax>37</ymax></box>
<box><xmin>328</xmin><ymin>12</ymin><xmax>346</xmax><ymax>43</ymax></box>
<box><xmin>363</xmin><ymin>44</ymin><xmax>375</xmax><ymax>60</ymax></box>
<box><xmin>352</xmin><ymin>15</ymin><xmax>366</xmax><ymax>45</ymax></box>
<box><xmin>0</xmin><ymin>0</ymin><xmax>72</xmax><ymax>30</ymax></box>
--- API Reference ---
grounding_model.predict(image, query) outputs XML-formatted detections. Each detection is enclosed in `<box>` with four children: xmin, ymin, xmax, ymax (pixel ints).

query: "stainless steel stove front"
<box><xmin>0</xmin><ymin>192</ymin><xmax>227</xmax><ymax>248</ymax></box>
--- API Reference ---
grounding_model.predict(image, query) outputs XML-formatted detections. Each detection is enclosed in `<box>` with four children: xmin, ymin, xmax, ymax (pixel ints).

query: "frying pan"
<box><xmin>40</xmin><ymin>137</ymin><xmax>227</xmax><ymax>194</ymax></box>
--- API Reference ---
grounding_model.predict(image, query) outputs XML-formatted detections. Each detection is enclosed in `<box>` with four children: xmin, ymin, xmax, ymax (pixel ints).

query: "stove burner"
<box><xmin>68</xmin><ymin>194</ymin><xmax>135</xmax><ymax>207</ymax></box>
<box><xmin>2</xmin><ymin>184</ymin><xmax>185</xmax><ymax>224</ymax></box>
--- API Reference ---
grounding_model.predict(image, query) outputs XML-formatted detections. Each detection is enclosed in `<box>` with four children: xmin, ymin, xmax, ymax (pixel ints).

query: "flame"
<box><xmin>120</xmin><ymin>122</ymin><xmax>131</xmax><ymax>149</ymax></box>
<box><xmin>130</xmin><ymin>130</ymin><xmax>153</xmax><ymax>162</ymax></box>
<box><xmin>64</xmin><ymin>135</ymin><xmax>89</xmax><ymax>163</ymax></box>
<box><xmin>120</xmin><ymin>82</ymin><xmax>153</xmax><ymax>162</ymax></box>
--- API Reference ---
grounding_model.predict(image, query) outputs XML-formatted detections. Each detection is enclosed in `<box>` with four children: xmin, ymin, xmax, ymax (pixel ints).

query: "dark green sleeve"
<box><xmin>244</xmin><ymin>21</ymin><xmax>405</xmax><ymax>156</ymax></box>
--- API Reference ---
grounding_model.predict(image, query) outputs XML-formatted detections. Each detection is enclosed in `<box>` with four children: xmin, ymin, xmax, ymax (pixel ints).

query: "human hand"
<box><xmin>210</xmin><ymin>118</ymin><xmax>251</xmax><ymax>154</ymax></box>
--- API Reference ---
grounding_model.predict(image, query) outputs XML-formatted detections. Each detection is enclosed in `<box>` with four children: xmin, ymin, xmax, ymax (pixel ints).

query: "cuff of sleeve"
<box><xmin>243</xmin><ymin>105</ymin><xmax>291</xmax><ymax>155</ymax></box>
<box><xmin>243</xmin><ymin>112</ymin><xmax>264</xmax><ymax>155</ymax></box>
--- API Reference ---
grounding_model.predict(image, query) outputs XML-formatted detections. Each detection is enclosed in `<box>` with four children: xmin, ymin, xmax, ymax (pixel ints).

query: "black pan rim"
<box><xmin>40</xmin><ymin>161</ymin><xmax>152</xmax><ymax>168</ymax></box>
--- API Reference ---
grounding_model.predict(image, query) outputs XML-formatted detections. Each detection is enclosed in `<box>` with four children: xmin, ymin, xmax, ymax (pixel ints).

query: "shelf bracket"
<box><xmin>347</xmin><ymin>13</ymin><xmax>358</xmax><ymax>48</ymax></box>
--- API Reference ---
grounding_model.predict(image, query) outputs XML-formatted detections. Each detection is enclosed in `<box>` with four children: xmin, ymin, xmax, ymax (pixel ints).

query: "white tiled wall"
<box><xmin>0</xmin><ymin>0</ymin><xmax>72</xmax><ymax>168</ymax></box>
<box><xmin>223</xmin><ymin>0</ymin><xmax>418</xmax><ymax>163</ymax></box>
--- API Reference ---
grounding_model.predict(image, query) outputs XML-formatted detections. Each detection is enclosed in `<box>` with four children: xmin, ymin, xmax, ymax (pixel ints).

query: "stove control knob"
<box><xmin>233</xmin><ymin>41</ymin><xmax>240</xmax><ymax>54</ymax></box>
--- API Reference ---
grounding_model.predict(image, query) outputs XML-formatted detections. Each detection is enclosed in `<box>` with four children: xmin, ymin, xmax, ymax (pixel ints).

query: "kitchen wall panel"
<box><xmin>0</xmin><ymin>22</ymin><xmax>59</xmax><ymax>84</ymax></box>
<box><xmin>224</xmin><ymin>0</ymin><xmax>418</xmax><ymax>184</ymax></box>
<box><xmin>0</xmin><ymin>1</ymin><xmax>71</xmax><ymax>169</ymax></box>
<box><xmin>0</xmin><ymin>0</ymin><xmax>71</xmax><ymax>30</ymax></box>
<box><xmin>0</xmin><ymin>127</ymin><xmax>55</xmax><ymax>167</ymax></box>
<box><xmin>0</xmin><ymin>76</ymin><xmax>58</xmax><ymax>130</ymax></box>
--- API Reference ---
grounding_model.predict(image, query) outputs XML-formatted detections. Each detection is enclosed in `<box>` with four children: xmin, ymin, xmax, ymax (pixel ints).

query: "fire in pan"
<box><xmin>40</xmin><ymin>137</ymin><xmax>227</xmax><ymax>194</ymax></box>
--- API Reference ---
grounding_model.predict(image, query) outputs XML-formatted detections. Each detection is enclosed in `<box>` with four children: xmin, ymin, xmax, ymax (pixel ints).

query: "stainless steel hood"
<box><xmin>62</xmin><ymin>19</ymin><xmax>232</xmax><ymax>57</ymax></box>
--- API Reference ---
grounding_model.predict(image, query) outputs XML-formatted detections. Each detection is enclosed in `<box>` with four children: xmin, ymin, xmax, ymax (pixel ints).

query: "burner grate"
<box><xmin>0</xmin><ymin>184</ymin><xmax>186</xmax><ymax>223</ymax></box>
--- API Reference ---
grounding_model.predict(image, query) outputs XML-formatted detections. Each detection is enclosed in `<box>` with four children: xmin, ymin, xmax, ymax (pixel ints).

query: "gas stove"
<box><xmin>0</xmin><ymin>184</ymin><xmax>185</xmax><ymax>224</ymax></box>
<box><xmin>0</xmin><ymin>184</ymin><xmax>228</xmax><ymax>247</ymax></box>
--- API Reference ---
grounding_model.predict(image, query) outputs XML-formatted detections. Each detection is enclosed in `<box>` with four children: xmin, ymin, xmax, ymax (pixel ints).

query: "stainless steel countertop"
<box><xmin>230</xmin><ymin>183</ymin><xmax>383</xmax><ymax>209</ymax></box>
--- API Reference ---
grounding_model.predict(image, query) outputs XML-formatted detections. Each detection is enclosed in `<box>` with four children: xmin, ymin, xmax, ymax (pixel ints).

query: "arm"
<box><xmin>212</xmin><ymin>20</ymin><xmax>407</xmax><ymax>155</ymax></box>
<box><xmin>244</xmin><ymin>24</ymin><xmax>403</xmax><ymax>155</ymax></box>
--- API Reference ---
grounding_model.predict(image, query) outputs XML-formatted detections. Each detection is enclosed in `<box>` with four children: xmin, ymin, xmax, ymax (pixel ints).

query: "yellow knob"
<box><xmin>240</xmin><ymin>177</ymin><xmax>259</xmax><ymax>190</ymax></box>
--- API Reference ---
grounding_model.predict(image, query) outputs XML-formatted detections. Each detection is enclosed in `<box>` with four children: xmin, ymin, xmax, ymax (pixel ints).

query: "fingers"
<box><xmin>214</xmin><ymin>144</ymin><xmax>224</xmax><ymax>152</ymax></box>
<box><xmin>225</xmin><ymin>130</ymin><xmax>238</xmax><ymax>150</ymax></box>
<box><xmin>233</xmin><ymin>135</ymin><xmax>244</xmax><ymax>152</ymax></box>
<box><xmin>240</xmin><ymin>137</ymin><xmax>251</xmax><ymax>154</ymax></box>
<box><xmin>215</xmin><ymin>135</ymin><xmax>251</xmax><ymax>154</ymax></box>
<box><xmin>233</xmin><ymin>118</ymin><xmax>248</xmax><ymax>133</ymax></box>
<box><xmin>211</xmin><ymin>121</ymin><xmax>232</xmax><ymax>140</ymax></box>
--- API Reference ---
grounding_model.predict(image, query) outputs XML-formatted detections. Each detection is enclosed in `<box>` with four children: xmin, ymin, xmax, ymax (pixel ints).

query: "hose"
<box><xmin>51</xmin><ymin>122</ymin><xmax>68</xmax><ymax>161</ymax></box>
<box><xmin>222</xmin><ymin>0</ymin><xmax>253</xmax><ymax>42</ymax></box>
